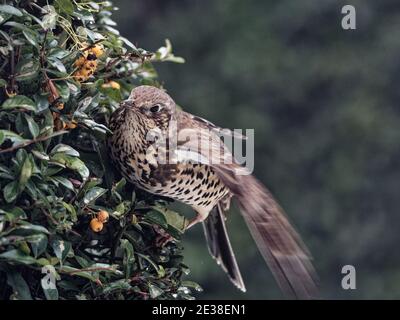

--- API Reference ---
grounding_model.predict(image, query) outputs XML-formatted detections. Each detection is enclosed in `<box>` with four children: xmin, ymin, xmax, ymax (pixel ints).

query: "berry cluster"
<box><xmin>90</xmin><ymin>210</ymin><xmax>110</xmax><ymax>232</ymax></box>
<box><xmin>73</xmin><ymin>44</ymin><xmax>104</xmax><ymax>82</ymax></box>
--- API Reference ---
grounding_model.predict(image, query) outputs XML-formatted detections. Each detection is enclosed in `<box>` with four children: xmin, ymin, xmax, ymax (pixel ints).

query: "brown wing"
<box><xmin>176</xmin><ymin>111</ymin><xmax>238</xmax><ymax>167</ymax></box>
<box><xmin>176</xmin><ymin>110</ymin><xmax>318</xmax><ymax>299</ymax></box>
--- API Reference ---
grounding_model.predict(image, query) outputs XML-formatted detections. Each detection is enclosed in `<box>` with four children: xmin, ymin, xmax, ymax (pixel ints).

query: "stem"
<box><xmin>0</xmin><ymin>131</ymin><xmax>68</xmax><ymax>154</ymax></box>
<box><xmin>64</xmin><ymin>267</ymin><xmax>118</xmax><ymax>274</ymax></box>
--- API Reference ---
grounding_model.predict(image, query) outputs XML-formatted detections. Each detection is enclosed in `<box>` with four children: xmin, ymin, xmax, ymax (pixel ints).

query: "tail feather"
<box><xmin>215</xmin><ymin>167</ymin><xmax>318</xmax><ymax>299</ymax></box>
<box><xmin>202</xmin><ymin>203</ymin><xmax>246</xmax><ymax>292</ymax></box>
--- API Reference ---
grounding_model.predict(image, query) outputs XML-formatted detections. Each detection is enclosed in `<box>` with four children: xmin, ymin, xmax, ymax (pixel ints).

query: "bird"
<box><xmin>108</xmin><ymin>85</ymin><xmax>318</xmax><ymax>299</ymax></box>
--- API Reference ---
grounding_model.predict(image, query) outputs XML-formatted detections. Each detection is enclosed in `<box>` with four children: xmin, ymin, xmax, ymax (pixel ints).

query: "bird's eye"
<box><xmin>150</xmin><ymin>104</ymin><xmax>162</xmax><ymax>113</ymax></box>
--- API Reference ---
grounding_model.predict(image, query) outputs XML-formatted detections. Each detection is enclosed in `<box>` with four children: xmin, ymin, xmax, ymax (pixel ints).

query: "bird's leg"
<box><xmin>186</xmin><ymin>212</ymin><xmax>207</xmax><ymax>230</ymax></box>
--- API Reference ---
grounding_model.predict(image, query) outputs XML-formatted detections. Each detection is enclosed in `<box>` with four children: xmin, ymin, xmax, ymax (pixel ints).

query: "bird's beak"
<box><xmin>121</xmin><ymin>99</ymin><xmax>134</xmax><ymax>109</ymax></box>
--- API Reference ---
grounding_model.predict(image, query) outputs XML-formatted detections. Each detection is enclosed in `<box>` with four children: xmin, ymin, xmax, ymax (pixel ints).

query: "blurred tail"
<box><xmin>216</xmin><ymin>167</ymin><xmax>319</xmax><ymax>299</ymax></box>
<box><xmin>202</xmin><ymin>203</ymin><xmax>246</xmax><ymax>292</ymax></box>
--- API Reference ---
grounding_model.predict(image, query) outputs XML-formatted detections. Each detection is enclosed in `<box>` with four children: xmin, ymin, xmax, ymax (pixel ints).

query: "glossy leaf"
<box><xmin>1</xmin><ymin>95</ymin><xmax>36</xmax><ymax>111</ymax></box>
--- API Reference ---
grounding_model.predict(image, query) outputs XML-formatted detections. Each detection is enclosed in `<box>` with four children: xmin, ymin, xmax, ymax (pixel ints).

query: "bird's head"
<box><xmin>124</xmin><ymin>85</ymin><xmax>176</xmax><ymax>131</ymax></box>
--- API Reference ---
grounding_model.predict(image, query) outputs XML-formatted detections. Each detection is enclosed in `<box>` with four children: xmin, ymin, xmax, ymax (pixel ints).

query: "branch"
<box><xmin>0</xmin><ymin>130</ymin><xmax>68</xmax><ymax>154</ymax></box>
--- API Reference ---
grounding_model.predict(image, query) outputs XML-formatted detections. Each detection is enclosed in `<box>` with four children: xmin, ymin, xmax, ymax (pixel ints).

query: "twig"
<box><xmin>64</xmin><ymin>266</ymin><xmax>118</xmax><ymax>274</ymax></box>
<box><xmin>30</xmin><ymin>2</ymin><xmax>49</xmax><ymax>14</ymax></box>
<box><xmin>40</xmin><ymin>208</ymin><xmax>59</xmax><ymax>226</ymax></box>
<box><xmin>0</xmin><ymin>131</ymin><xmax>68</xmax><ymax>154</ymax></box>
<box><xmin>81</xmin><ymin>39</ymin><xmax>104</xmax><ymax>52</ymax></box>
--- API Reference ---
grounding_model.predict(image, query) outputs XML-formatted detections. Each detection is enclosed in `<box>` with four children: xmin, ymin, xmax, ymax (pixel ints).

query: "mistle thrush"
<box><xmin>108</xmin><ymin>85</ymin><xmax>318</xmax><ymax>298</ymax></box>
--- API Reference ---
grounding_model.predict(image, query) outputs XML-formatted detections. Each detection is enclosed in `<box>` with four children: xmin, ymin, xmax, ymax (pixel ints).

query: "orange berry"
<box><xmin>90</xmin><ymin>218</ymin><xmax>103</xmax><ymax>232</ymax></box>
<box><xmin>74</xmin><ymin>73</ymin><xmax>86</xmax><ymax>82</ymax></box>
<box><xmin>90</xmin><ymin>45</ymin><xmax>104</xmax><ymax>58</ymax></box>
<box><xmin>97</xmin><ymin>210</ymin><xmax>109</xmax><ymax>223</ymax></box>
<box><xmin>68</xmin><ymin>121</ymin><xmax>77</xmax><ymax>129</ymax></box>
<box><xmin>79</xmin><ymin>68</ymin><xmax>92</xmax><ymax>78</ymax></box>
<box><xmin>85</xmin><ymin>60</ymin><xmax>97</xmax><ymax>70</ymax></box>
<box><xmin>74</xmin><ymin>56</ymin><xmax>86</xmax><ymax>68</ymax></box>
<box><xmin>102</xmin><ymin>81</ymin><xmax>120</xmax><ymax>90</ymax></box>
<box><xmin>56</xmin><ymin>102</ymin><xmax>64</xmax><ymax>110</ymax></box>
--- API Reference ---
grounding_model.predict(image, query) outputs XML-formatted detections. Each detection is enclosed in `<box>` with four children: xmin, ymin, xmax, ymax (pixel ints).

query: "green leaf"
<box><xmin>113</xmin><ymin>178</ymin><xmax>126</xmax><ymax>193</ymax></box>
<box><xmin>33</xmin><ymin>93</ymin><xmax>50</xmax><ymax>113</ymax></box>
<box><xmin>27</xmin><ymin>234</ymin><xmax>48</xmax><ymax>258</ymax></box>
<box><xmin>181</xmin><ymin>281</ymin><xmax>203</xmax><ymax>292</ymax></box>
<box><xmin>51</xmin><ymin>153</ymin><xmax>89</xmax><ymax>180</ymax></box>
<box><xmin>3</xmin><ymin>180</ymin><xmax>18</xmax><ymax>203</ymax></box>
<box><xmin>59</xmin><ymin>266</ymin><xmax>98</xmax><ymax>282</ymax></box>
<box><xmin>16</xmin><ymin>148</ymin><xmax>28</xmax><ymax>165</ymax></box>
<box><xmin>25</xmin><ymin>180</ymin><xmax>38</xmax><ymax>199</ymax></box>
<box><xmin>82</xmin><ymin>187</ymin><xmax>107</xmax><ymax>205</ymax></box>
<box><xmin>12</xmin><ymin>223</ymin><xmax>50</xmax><ymax>236</ymax></box>
<box><xmin>55</xmin><ymin>0</ymin><xmax>75</xmax><ymax>15</ymax></box>
<box><xmin>0</xmin><ymin>207</ymin><xmax>27</xmax><ymax>222</ymax></box>
<box><xmin>1</xmin><ymin>95</ymin><xmax>36</xmax><ymax>112</ymax></box>
<box><xmin>145</xmin><ymin>210</ymin><xmax>168</xmax><ymax>228</ymax></box>
<box><xmin>148</xmin><ymin>284</ymin><xmax>163</xmax><ymax>299</ymax></box>
<box><xmin>67</xmin><ymin>157</ymin><xmax>89</xmax><ymax>180</ymax></box>
<box><xmin>16</xmin><ymin>60</ymin><xmax>40</xmax><ymax>82</ymax></box>
<box><xmin>54</xmin><ymin>81</ymin><xmax>70</xmax><ymax>100</ymax></box>
<box><xmin>48</xmin><ymin>56</ymin><xmax>66</xmax><ymax>73</ymax></box>
<box><xmin>41</xmin><ymin>5</ymin><xmax>57</xmax><ymax>30</ymax></box>
<box><xmin>51</xmin><ymin>239</ymin><xmax>71</xmax><ymax>264</ymax></box>
<box><xmin>157</xmin><ymin>265</ymin><xmax>166</xmax><ymax>278</ymax></box>
<box><xmin>0</xmin><ymin>130</ymin><xmax>27</xmax><ymax>147</ymax></box>
<box><xmin>19</xmin><ymin>156</ymin><xmax>33</xmax><ymax>192</ymax></box>
<box><xmin>4</xmin><ymin>21</ymin><xmax>29</xmax><ymax>30</ymax></box>
<box><xmin>0</xmin><ymin>163</ymin><xmax>11</xmax><ymax>174</ymax></box>
<box><xmin>24</xmin><ymin>114</ymin><xmax>40</xmax><ymax>138</ymax></box>
<box><xmin>22</xmin><ymin>29</ymin><xmax>39</xmax><ymax>47</ymax></box>
<box><xmin>0</xmin><ymin>5</ymin><xmax>23</xmax><ymax>17</ymax></box>
<box><xmin>75</xmin><ymin>256</ymin><xmax>90</xmax><ymax>268</ymax></box>
<box><xmin>48</xmin><ymin>48</ymin><xmax>70</xmax><ymax>60</ymax></box>
<box><xmin>102</xmin><ymin>279</ymin><xmax>131</xmax><ymax>295</ymax></box>
<box><xmin>155</xmin><ymin>39</ymin><xmax>185</xmax><ymax>63</ymax></box>
<box><xmin>99</xmin><ymin>84</ymin><xmax>122</xmax><ymax>102</ymax></box>
<box><xmin>7</xmin><ymin>272</ymin><xmax>32</xmax><ymax>300</ymax></box>
<box><xmin>51</xmin><ymin>144</ymin><xmax>79</xmax><ymax>157</ymax></box>
<box><xmin>120</xmin><ymin>239</ymin><xmax>135</xmax><ymax>278</ymax></box>
<box><xmin>152</xmin><ymin>206</ymin><xmax>189</xmax><ymax>233</ymax></box>
<box><xmin>0</xmin><ymin>249</ymin><xmax>37</xmax><ymax>265</ymax></box>
<box><xmin>51</xmin><ymin>176</ymin><xmax>74</xmax><ymax>191</ymax></box>
<box><xmin>31</xmin><ymin>150</ymin><xmax>50</xmax><ymax>161</ymax></box>
<box><xmin>62</xmin><ymin>201</ymin><xmax>77</xmax><ymax>221</ymax></box>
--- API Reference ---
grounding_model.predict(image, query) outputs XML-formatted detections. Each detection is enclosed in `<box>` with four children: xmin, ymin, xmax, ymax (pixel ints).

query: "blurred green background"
<box><xmin>113</xmin><ymin>0</ymin><xmax>400</xmax><ymax>299</ymax></box>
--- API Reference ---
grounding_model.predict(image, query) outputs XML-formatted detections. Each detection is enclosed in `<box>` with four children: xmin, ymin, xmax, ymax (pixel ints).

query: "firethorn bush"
<box><xmin>0</xmin><ymin>0</ymin><xmax>200</xmax><ymax>300</ymax></box>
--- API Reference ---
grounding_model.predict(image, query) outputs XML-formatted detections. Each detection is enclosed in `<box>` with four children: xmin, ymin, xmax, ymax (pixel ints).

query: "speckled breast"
<box><xmin>108</xmin><ymin>107</ymin><xmax>230</xmax><ymax>210</ymax></box>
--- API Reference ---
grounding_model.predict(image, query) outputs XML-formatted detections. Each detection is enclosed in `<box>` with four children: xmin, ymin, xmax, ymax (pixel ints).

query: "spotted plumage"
<box><xmin>109</xmin><ymin>87</ymin><xmax>230</xmax><ymax>219</ymax></box>
<box><xmin>108</xmin><ymin>85</ymin><xmax>318</xmax><ymax>298</ymax></box>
